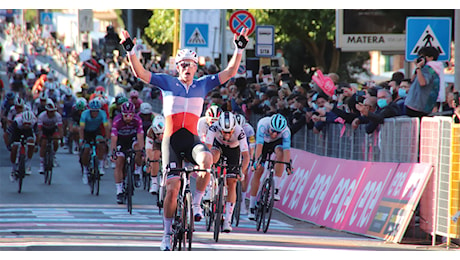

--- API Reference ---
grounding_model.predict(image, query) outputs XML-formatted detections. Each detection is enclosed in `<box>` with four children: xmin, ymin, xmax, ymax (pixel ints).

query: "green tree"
<box><xmin>252</xmin><ymin>9</ymin><xmax>340</xmax><ymax>81</ymax></box>
<box><xmin>144</xmin><ymin>9</ymin><xmax>175</xmax><ymax>45</ymax></box>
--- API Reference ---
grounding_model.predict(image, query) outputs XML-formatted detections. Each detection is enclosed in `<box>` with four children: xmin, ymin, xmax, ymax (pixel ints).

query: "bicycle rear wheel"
<box><xmin>213</xmin><ymin>179</ymin><xmax>224</xmax><ymax>242</ymax></box>
<box><xmin>232</xmin><ymin>180</ymin><xmax>242</xmax><ymax>226</ymax></box>
<box><xmin>262</xmin><ymin>177</ymin><xmax>275</xmax><ymax>233</ymax></box>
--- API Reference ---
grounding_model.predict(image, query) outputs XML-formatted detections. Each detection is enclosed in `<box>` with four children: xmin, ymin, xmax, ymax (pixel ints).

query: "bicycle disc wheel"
<box><xmin>184</xmin><ymin>192</ymin><xmax>193</xmax><ymax>251</ymax></box>
<box><xmin>213</xmin><ymin>180</ymin><xmax>224</xmax><ymax>242</ymax></box>
<box><xmin>262</xmin><ymin>178</ymin><xmax>275</xmax><ymax>233</ymax></box>
<box><xmin>232</xmin><ymin>180</ymin><xmax>242</xmax><ymax>226</ymax></box>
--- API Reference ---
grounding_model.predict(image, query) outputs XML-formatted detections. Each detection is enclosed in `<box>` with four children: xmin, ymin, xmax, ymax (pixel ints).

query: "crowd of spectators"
<box><xmin>3</xmin><ymin>21</ymin><xmax>455</xmax><ymax>142</ymax></box>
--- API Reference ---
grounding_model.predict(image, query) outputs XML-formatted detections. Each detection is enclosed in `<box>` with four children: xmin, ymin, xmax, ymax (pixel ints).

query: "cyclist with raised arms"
<box><xmin>205</xmin><ymin>111</ymin><xmax>249</xmax><ymax>233</ymax></box>
<box><xmin>145</xmin><ymin>114</ymin><xmax>164</xmax><ymax>194</ymax></box>
<box><xmin>119</xmin><ymin>27</ymin><xmax>248</xmax><ymax>251</ymax></box>
<box><xmin>37</xmin><ymin>100</ymin><xmax>63</xmax><ymax>174</ymax></box>
<box><xmin>248</xmin><ymin>113</ymin><xmax>293</xmax><ymax>220</ymax></box>
<box><xmin>79</xmin><ymin>98</ymin><xmax>110</xmax><ymax>184</ymax></box>
<box><xmin>110</xmin><ymin>102</ymin><xmax>145</xmax><ymax>204</ymax></box>
<box><xmin>8</xmin><ymin>111</ymin><xmax>37</xmax><ymax>180</ymax></box>
<box><xmin>234</xmin><ymin>113</ymin><xmax>256</xmax><ymax>215</ymax></box>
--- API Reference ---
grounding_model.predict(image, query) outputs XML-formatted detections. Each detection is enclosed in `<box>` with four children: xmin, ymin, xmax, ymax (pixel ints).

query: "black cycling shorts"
<box><xmin>212</xmin><ymin>140</ymin><xmax>240</xmax><ymax>178</ymax></box>
<box><xmin>162</xmin><ymin>128</ymin><xmax>209</xmax><ymax>179</ymax></box>
<box><xmin>260</xmin><ymin>138</ymin><xmax>283</xmax><ymax>163</ymax></box>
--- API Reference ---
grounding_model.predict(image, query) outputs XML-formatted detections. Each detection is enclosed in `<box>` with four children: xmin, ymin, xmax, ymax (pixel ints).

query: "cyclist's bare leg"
<box><xmin>114</xmin><ymin>156</ymin><xmax>125</xmax><ymax>184</ymax></box>
<box><xmin>249</xmin><ymin>165</ymin><xmax>264</xmax><ymax>197</ymax></box>
<box><xmin>148</xmin><ymin>149</ymin><xmax>161</xmax><ymax>178</ymax></box>
<box><xmin>274</xmin><ymin>147</ymin><xmax>284</xmax><ymax>178</ymax></box>
<box><xmin>10</xmin><ymin>145</ymin><xmax>18</xmax><ymax>164</ymax></box>
<box><xmin>226</xmin><ymin>178</ymin><xmax>237</xmax><ymax>203</ymax></box>
<box><xmin>194</xmin><ymin>150</ymin><xmax>212</xmax><ymax>192</ymax></box>
<box><xmin>96</xmin><ymin>142</ymin><xmax>106</xmax><ymax>161</ymax></box>
<box><xmin>133</xmin><ymin>142</ymin><xmax>143</xmax><ymax>167</ymax></box>
<box><xmin>164</xmin><ymin>179</ymin><xmax>180</xmax><ymax>218</ymax></box>
<box><xmin>81</xmin><ymin>147</ymin><xmax>90</xmax><ymax>166</ymax></box>
<box><xmin>26</xmin><ymin>139</ymin><xmax>34</xmax><ymax>159</ymax></box>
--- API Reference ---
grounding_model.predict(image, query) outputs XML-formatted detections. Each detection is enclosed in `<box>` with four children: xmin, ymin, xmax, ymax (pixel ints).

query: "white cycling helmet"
<box><xmin>140</xmin><ymin>102</ymin><xmax>152</xmax><ymax>114</ymax></box>
<box><xmin>151</xmin><ymin>115</ymin><xmax>165</xmax><ymax>134</ymax></box>
<box><xmin>22</xmin><ymin>111</ymin><xmax>35</xmax><ymax>124</ymax></box>
<box><xmin>205</xmin><ymin>105</ymin><xmax>222</xmax><ymax>124</ymax></box>
<box><xmin>45</xmin><ymin>99</ymin><xmax>57</xmax><ymax>111</ymax></box>
<box><xmin>175</xmin><ymin>48</ymin><xmax>198</xmax><ymax>64</ymax></box>
<box><xmin>234</xmin><ymin>113</ymin><xmax>246</xmax><ymax>126</ymax></box>
<box><xmin>218</xmin><ymin>111</ymin><xmax>237</xmax><ymax>133</ymax></box>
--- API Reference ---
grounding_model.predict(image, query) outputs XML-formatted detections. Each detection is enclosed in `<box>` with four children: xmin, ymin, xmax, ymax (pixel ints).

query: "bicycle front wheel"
<box><xmin>213</xmin><ymin>180</ymin><xmax>224</xmax><ymax>242</ymax></box>
<box><xmin>255</xmin><ymin>187</ymin><xmax>266</xmax><ymax>232</ymax></box>
<box><xmin>93</xmin><ymin>158</ymin><xmax>100</xmax><ymax>196</ymax></box>
<box><xmin>183</xmin><ymin>192</ymin><xmax>194</xmax><ymax>251</ymax></box>
<box><xmin>232</xmin><ymin>180</ymin><xmax>242</xmax><ymax>226</ymax></box>
<box><xmin>262</xmin><ymin>177</ymin><xmax>275</xmax><ymax>233</ymax></box>
<box><xmin>17</xmin><ymin>154</ymin><xmax>26</xmax><ymax>193</ymax></box>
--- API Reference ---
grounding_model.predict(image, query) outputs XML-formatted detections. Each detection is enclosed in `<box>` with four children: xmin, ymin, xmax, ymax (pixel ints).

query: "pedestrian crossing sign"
<box><xmin>184</xmin><ymin>23</ymin><xmax>208</xmax><ymax>48</ymax></box>
<box><xmin>40</xmin><ymin>12</ymin><xmax>53</xmax><ymax>25</ymax></box>
<box><xmin>406</xmin><ymin>17</ymin><xmax>451</xmax><ymax>62</ymax></box>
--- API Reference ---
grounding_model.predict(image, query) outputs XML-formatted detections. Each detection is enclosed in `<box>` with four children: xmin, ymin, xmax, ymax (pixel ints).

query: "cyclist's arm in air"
<box><xmin>120</xmin><ymin>30</ymin><xmax>151</xmax><ymax>83</ymax></box>
<box><xmin>217</xmin><ymin>29</ymin><xmax>249</xmax><ymax>84</ymax></box>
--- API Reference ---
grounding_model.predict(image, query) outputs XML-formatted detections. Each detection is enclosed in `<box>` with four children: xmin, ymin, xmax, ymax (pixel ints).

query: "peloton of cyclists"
<box><xmin>205</xmin><ymin>111</ymin><xmax>250</xmax><ymax>233</ymax></box>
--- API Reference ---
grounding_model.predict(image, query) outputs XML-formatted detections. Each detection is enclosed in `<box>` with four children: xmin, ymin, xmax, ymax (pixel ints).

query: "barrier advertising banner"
<box><xmin>258</xmin><ymin>149</ymin><xmax>433</xmax><ymax>243</ymax></box>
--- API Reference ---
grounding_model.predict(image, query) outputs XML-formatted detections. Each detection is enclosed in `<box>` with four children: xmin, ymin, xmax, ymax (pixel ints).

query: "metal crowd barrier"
<box><xmin>249</xmin><ymin>113</ymin><xmax>420</xmax><ymax>163</ymax></box>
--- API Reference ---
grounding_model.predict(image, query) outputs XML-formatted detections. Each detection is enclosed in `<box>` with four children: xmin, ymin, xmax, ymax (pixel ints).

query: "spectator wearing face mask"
<box><xmin>310</xmin><ymin>93</ymin><xmax>339</xmax><ymax>134</ymax></box>
<box><xmin>353</xmin><ymin>89</ymin><xmax>401</xmax><ymax>134</ymax></box>
<box><xmin>394</xmin><ymin>79</ymin><xmax>411</xmax><ymax>115</ymax></box>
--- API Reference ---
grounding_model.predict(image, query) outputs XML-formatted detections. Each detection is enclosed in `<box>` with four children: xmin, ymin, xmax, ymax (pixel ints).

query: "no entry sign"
<box><xmin>229</xmin><ymin>10</ymin><xmax>256</xmax><ymax>36</ymax></box>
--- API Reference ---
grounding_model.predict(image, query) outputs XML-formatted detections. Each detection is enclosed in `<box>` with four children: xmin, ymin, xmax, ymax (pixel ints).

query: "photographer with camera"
<box><xmin>404</xmin><ymin>46</ymin><xmax>444</xmax><ymax>118</ymax></box>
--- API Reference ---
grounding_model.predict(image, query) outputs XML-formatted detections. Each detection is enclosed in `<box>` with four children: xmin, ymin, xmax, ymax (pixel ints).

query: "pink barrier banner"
<box><xmin>251</xmin><ymin>149</ymin><xmax>433</xmax><ymax>243</ymax></box>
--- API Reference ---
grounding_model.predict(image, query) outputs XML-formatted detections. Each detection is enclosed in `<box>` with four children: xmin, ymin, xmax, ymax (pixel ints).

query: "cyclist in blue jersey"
<box><xmin>120</xmin><ymin>27</ymin><xmax>249</xmax><ymax>251</ymax></box>
<box><xmin>248</xmin><ymin>113</ymin><xmax>293</xmax><ymax>220</ymax></box>
<box><xmin>79</xmin><ymin>98</ymin><xmax>110</xmax><ymax>184</ymax></box>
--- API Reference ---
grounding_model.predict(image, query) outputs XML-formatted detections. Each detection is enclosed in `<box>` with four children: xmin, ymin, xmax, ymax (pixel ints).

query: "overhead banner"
<box><xmin>247</xmin><ymin>149</ymin><xmax>433</xmax><ymax>243</ymax></box>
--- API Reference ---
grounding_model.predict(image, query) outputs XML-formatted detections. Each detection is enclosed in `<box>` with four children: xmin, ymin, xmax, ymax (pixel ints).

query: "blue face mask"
<box><xmin>312</xmin><ymin>103</ymin><xmax>318</xmax><ymax>110</ymax></box>
<box><xmin>398</xmin><ymin>88</ymin><xmax>407</xmax><ymax>98</ymax></box>
<box><xmin>377</xmin><ymin>98</ymin><xmax>388</xmax><ymax>109</ymax></box>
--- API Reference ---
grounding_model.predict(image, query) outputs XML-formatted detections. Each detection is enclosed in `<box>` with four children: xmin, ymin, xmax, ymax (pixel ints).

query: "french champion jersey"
<box><xmin>149</xmin><ymin>73</ymin><xmax>221</xmax><ymax>137</ymax></box>
<box><xmin>205</xmin><ymin>122</ymin><xmax>248</xmax><ymax>151</ymax></box>
<box><xmin>255</xmin><ymin>116</ymin><xmax>291</xmax><ymax>150</ymax></box>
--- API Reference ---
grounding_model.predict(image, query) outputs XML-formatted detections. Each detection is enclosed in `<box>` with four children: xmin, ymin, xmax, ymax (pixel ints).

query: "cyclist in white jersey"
<box><xmin>248</xmin><ymin>113</ymin><xmax>293</xmax><ymax>220</ymax></box>
<box><xmin>120</xmin><ymin>28</ymin><xmax>249</xmax><ymax>251</ymax></box>
<box><xmin>197</xmin><ymin>105</ymin><xmax>222</xmax><ymax>143</ymax></box>
<box><xmin>234</xmin><ymin>113</ymin><xmax>255</xmax><ymax>215</ymax></box>
<box><xmin>205</xmin><ymin>111</ymin><xmax>249</xmax><ymax>232</ymax></box>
